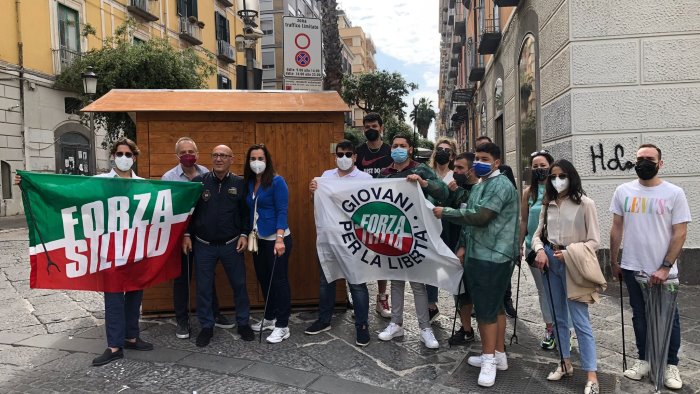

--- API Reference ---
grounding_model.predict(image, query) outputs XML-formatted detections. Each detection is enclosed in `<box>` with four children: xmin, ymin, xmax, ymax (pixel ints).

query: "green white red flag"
<box><xmin>19</xmin><ymin>171</ymin><xmax>202</xmax><ymax>292</ymax></box>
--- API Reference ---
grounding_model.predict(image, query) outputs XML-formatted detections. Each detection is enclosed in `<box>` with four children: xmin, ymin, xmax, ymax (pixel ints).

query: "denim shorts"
<box><xmin>465</xmin><ymin>258</ymin><xmax>514</xmax><ymax>324</ymax></box>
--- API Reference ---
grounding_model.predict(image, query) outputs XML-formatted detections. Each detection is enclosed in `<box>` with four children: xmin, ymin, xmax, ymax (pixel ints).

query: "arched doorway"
<box><xmin>518</xmin><ymin>35</ymin><xmax>538</xmax><ymax>187</ymax></box>
<box><xmin>54</xmin><ymin>122</ymin><xmax>95</xmax><ymax>175</ymax></box>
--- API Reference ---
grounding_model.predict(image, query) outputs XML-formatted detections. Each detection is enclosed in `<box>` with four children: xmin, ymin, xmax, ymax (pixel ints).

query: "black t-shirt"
<box><xmin>499</xmin><ymin>164</ymin><xmax>517</xmax><ymax>187</ymax></box>
<box><xmin>355</xmin><ymin>143</ymin><xmax>393</xmax><ymax>178</ymax></box>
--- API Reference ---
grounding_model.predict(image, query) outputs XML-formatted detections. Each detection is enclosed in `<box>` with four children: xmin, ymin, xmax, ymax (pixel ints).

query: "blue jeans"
<box><xmin>253</xmin><ymin>237</ymin><xmax>292</xmax><ymax>327</ymax></box>
<box><xmin>622</xmin><ymin>268</ymin><xmax>681</xmax><ymax>365</ymax></box>
<box><xmin>104</xmin><ymin>290</ymin><xmax>143</xmax><ymax>348</ymax></box>
<box><xmin>173</xmin><ymin>252</ymin><xmax>219</xmax><ymax>323</ymax></box>
<box><xmin>194</xmin><ymin>240</ymin><xmax>250</xmax><ymax>328</ymax></box>
<box><xmin>542</xmin><ymin>245</ymin><xmax>598</xmax><ymax>371</ymax></box>
<box><xmin>318</xmin><ymin>263</ymin><xmax>369</xmax><ymax>329</ymax></box>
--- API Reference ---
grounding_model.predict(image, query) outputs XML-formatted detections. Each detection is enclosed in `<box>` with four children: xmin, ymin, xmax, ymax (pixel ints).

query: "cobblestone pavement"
<box><xmin>0</xmin><ymin>221</ymin><xmax>698</xmax><ymax>393</ymax></box>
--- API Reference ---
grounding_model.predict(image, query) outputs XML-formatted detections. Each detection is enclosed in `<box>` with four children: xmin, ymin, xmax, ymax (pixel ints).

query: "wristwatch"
<box><xmin>661</xmin><ymin>260</ymin><xmax>674</xmax><ymax>269</ymax></box>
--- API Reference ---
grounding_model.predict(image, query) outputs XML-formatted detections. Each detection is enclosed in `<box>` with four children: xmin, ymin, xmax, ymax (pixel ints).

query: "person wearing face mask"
<box><xmin>609</xmin><ymin>144</ymin><xmax>690</xmax><ymax>390</ymax></box>
<box><xmin>91</xmin><ymin>137</ymin><xmax>154</xmax><ymax>366</ymax></box>
<box><xmin>376</xmin><ymin>134</ymin><xmax>449</xmax><ymax>349</ymax></box>
<box><xmin>424</xmin><ymin>138</ymin><xmax>459</xmax><ymax>323</ymax></box>
<box><xmin>244</xmin><ymin>144</ymin><xmax>293</xmax><ymax>344</ymax></box>
<box><xmin>162</xmin><ymin>137</ymin><xmax>233</xmax><ymax>340</ymax></box>
<box><xmin>432</xmin><ymin>143</ymin><xmax>519</xmax><ymax>387</ymax></box>
<box><xmin>354</xmin><ymin>113</ymin><xmax>394</xmax><ymax>319</ymax></box>
<box><xmin>183</xmin><ymin>145</ymin><xmax>254</xmax><ymax>347</ymax></box>
<box><xmin>444</xmin><ymin>152</ymin><xmax>479</xmax><ymax>346</ymax></box>
<box><xmin>518</xmin><ymin>150</ymin><xmax>564</xmax><ymax>351</ymax></box>
<box><xmin>531</xmin><ymin>159</ymin><xmax>603</xmax><ymax>394</ymax></box>
<box><xmin>475</xmin><ymin>136</ymin><xmax>517</xmax><ymax>320</ymax></box>
<box><xmin>306</xmin><ymin>140</ymin><xmax>373</xmax><ymax>346</ymax></box>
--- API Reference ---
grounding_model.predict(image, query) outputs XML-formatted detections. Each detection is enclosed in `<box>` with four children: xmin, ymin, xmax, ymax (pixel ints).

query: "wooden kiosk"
<box><xmin>84</xmin><ymin>89</ymin><xmax>349</xmax><ymax>314</ymax></box>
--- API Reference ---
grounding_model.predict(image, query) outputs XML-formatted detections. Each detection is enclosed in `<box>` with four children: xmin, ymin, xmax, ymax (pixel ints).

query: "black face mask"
<box><xmin>532</xmin><ymin>168</ymin><xmax>548</xmax><ymax>182</ymax></box>
<box><xmin>635</xmin><ymin>159</ymin><xmax>659</xmax><ymax>180</ymax></box>
<box><xmin>453</xmin><ymin>172</ymin><xmax>469</xmax><ymax>186</ymax></box>
<box><xmin>364</xmin><ymin>129</ymin><xmax>380</xmax><ymax>142</ymax></box>
<box><xmin>435</xmin><ymin>151</ymin><xmax>450</xmax><ymax>165</ymax></box>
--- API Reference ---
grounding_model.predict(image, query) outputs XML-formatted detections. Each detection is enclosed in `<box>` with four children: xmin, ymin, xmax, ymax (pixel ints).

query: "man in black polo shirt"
<box><xmin>183</xmin><ymin>145</ymin><xmax>254</xmax><ymax>346</ymax></box>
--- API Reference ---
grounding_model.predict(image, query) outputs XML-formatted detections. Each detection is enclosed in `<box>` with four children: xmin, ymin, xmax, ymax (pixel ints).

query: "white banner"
<box><xmin>314</xmin><ymin>178</ymin><xmax>463</xmax><ymax>294</ymax></box>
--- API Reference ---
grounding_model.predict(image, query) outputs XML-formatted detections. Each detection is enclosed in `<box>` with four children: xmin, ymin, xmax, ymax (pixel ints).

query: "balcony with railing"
<box><xmin>494</xmin><ymin>0</ymin><xmax>520</xmax><ymax>6</ymax></box>
<box><xmin>217</xmin><ymin>40</ymin><xmax>235</xmax><ymax>63</ymax></box>
<box><xmin>478</xmin><ymin>18</ymin><xmax>502</xmax><ymax>54</ymax></box>
<box><xmin>452</xmin><ymin>83</ymin><xmax>475</xmax><ymax>103</ymax></box>
<box><xmin>179</xmin><ymin>17</ymin><xmax>203</xmax><ymax>46</ymax></box>
<box><xmin>127</xmin><ymin>0</ymin><xmax>159</xmax><ymax>22</ymax></box>
<box><xmin>52</xmin><ymin>47</ymin><xmax>81</xmax><ymax>74</ymax></box>
<box><xmin>468</xmin><ymin>51</ymin><xmax>485</xmax><ymax>82</ymax></box>
<box><xmin>452</xmin><ymin>34</ymin><xmax>463</xmax><ymax>54</ymax></box>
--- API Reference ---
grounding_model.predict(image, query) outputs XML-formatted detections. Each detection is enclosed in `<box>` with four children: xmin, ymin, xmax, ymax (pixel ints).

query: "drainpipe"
<box><xmin>16</xmin><ymin>0</ymin><xmax>29</xmax><ymax>174</ymax></box>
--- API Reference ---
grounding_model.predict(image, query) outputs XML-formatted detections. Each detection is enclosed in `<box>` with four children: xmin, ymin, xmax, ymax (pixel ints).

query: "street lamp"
<box><xmin>236</xmin><ymin>0</ymin><xmax>262</xmax><ymax>90</ymax></box>
<box><xmin>81</xmin><ymin>67</ymin><xmax>97</xmax><ymax>175</ymax></box>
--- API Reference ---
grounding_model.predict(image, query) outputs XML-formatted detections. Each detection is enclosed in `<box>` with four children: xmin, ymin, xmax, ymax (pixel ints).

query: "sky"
<box><xmin>338</xmin><ymin>0</ymin><xmax>441</xmax><ymax>139</ymax></box>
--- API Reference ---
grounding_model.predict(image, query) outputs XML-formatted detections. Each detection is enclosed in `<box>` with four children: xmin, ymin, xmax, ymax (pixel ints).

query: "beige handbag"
<box><xmin>248</xmin><ymin>196</ymin><xmax>259</xmax><ymax>253</ymax></box>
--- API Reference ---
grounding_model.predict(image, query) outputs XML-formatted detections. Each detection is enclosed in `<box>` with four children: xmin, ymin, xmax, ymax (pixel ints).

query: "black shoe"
<box><xmin>346</xmin><ymin>299</ymin><xmax>354</xmax><ymax>310</ymax></box>
<box><xmin>215</xmin><ymin>314</ymin><xmax>235</xmax><ymax>329</ymax></box>
<box><xmin>176</xmin><ymin>319</ymin><xmax>190</xmax><ymax>339</ymax></box>
<box><xmin>429</xmin><ymin>307</ymin><xmax>440</xmax><ymax>324</ymax></box>
<box><xmin>124</xmin><ymin>338</ymin><xmax>154</xmax><ymax>351</ymax></box>
<box><xmin>304</xmin><ymin>320</ymin><xmax>331</xmax><ymax>335</ymax></box>
<box><xmin>196</xmin><ymin>327</ymin><xmax>214</xmax><ymax>347</ymax></box>
<box><xmin>237</xmin><ymin>325</ymin><xmax>255</xmax><ymax>341</ymax></box>
<box><xmin>356</xmin><ymin>325</ymin><xmax>370</xmax><ymax>347</ymax></box>
<box><xmin>504</xmin><ymin>298</ymin><xmax>517</xmax><ymax>318</ymax></box>
<box><xmin>92</xmin><ymin>348</ymin><xmax>123</xmax><ymax>366</ymax></box>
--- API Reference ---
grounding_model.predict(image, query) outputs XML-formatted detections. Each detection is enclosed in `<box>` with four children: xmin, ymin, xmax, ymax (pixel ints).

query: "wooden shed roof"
<box><xmin>82</xmin><ymin>89</ymin><xmax>351</xmax><ymax>113</ymax></box>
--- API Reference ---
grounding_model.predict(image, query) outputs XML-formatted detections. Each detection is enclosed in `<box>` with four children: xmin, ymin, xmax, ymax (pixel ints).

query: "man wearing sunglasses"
<box><xmin>162</xmin><ymin>137</ymin><xmax>233</xmax><ymax>340</ymax></box>
<box><xmin>183</xmin><ymin>145</ymin><xmax>254</xmax><ymax>347</ymax></box>
<box><xmin>308</xmin><ymin>140</ymin><xmax>373</xmax><ymax>346</ymax></box>
<box><xmin>610</xmin><ymin>144</ymin><xmax>691</xmax><ymax>390</ymax></box>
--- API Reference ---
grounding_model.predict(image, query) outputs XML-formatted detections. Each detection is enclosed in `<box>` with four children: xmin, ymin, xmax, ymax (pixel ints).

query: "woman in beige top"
<box><xmin>532</xmin><ymin>159</ymin><xmax>601</xmax><ymax>394</ymax></box>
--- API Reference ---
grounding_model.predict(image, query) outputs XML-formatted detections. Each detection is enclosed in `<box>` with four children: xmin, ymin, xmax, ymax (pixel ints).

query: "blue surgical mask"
<box><xmin>391</xmin><ymin>147</ymin><xmax>409</xmax><ymax>163</ymax></box>
<box><xmin>473</xmin><ymin>161</ymin><xmax>493</xmax><ymax>177</ymax></box>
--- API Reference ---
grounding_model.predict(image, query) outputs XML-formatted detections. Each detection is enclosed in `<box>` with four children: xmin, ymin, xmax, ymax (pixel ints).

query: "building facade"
<box><xmin>438</xmin><ymin>0</ymin><xmax>700</xmax><ymax>281</ymax></box>
<box><xmin>337</xmin><ymin>10</ymin><xmax>376</xmax><ymax>127</ymax></box>
<box><xmin>259</xmin><ymin>0</ymin><xmax>321</xmax><ymax>90</ymax></box>
<box><xmin>0</xmin><ymin>0</ymin><xmax>261</xmax><ymax>217</ymax></box>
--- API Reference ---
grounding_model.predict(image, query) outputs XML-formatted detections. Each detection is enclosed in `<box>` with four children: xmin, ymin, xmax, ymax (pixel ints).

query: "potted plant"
<box><xmin>197</xmin><ymin>20</ymin><xmax>205</xmax><ymax>28</ymax></box>
<box><xmin>188</xmin><ymin>15</ymin><xmax>197</xmax><ymax>23</ymax></box>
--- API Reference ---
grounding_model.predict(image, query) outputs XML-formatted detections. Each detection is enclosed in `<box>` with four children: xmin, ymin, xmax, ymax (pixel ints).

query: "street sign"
<box><xmin>283</xmin><ymin>77</ymin><xmax>323</xmax><ymax>91</ymax></box>
<box><xmin>283</xmin><ymin>16</ymin><xmax>322</xmax><ymax>79</ymax></box>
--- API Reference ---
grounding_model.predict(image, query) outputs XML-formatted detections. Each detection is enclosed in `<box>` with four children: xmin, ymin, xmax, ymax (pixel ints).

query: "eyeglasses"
<box><xmin>548</xmin><ymin>173</ymin><xmax>568</xmax><ymax>180</ymax></box>
<box><xmin>531</xmin><ymin>149</ymin><xmax>550</xmax><ymax>157</ymax></box>
<box><xmin>336</xmin><ymin>152</ymin><xmax>353</xmax><ymax>158</ymax></box>
<box><xmin>115</xmin><ymin>152</ymin><xmax>133</xmax><ymax>158</ymax></box>
<box><xmin>211</xmin><ymin>153</ymin><xmax>231</xmax><ymax>159</ymax></box>
<box><xmin>436</xmin><ymin>147</ymin><xmax>452</xmax><ymax>154</ymax></box>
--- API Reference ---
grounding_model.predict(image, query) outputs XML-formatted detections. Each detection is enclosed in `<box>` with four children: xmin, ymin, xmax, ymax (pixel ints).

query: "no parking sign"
<box><xmin>283</xmin><ymin>16</ymin><xmax>322</xmax><ymax>79</ymax></box>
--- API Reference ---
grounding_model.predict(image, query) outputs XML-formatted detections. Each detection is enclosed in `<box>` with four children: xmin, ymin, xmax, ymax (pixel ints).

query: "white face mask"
<box><xmin>336</xmin><ymin>156</ymin><xmax>353</xmax><ymax>171</ymax></box>
<box><xmin>551</xmin><ymin>177</ymin><xmax>569</xmax><ymax>193</ymax></box>
<box><xmin>250</xmin><ymin>160</ymin><xmax>266</xmax><ymax>175</ymax></box>
<box><xmin>114</xmin><ymin>155</ymin><xmax>134</xmax><ymax>172</ymax></box>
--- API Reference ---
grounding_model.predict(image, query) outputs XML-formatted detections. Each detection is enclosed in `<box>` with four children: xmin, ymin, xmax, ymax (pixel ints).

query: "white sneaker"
<box><xmin>251</xmin><ymin>318</ymin><xmax>276</xmax><ymax>332</ymax></box>
<box><xmin>266</xmin><ymin>327</ymin><xmax>290</xmax><ymax>343</ymax></box>
<box><xmin>376</xmin><ymin>294</ymin><xmax>392</xmax><ymax>318</ymax></box>
<box><xmin>467</xmin><ymin>351</ymin><xmax>508</xmax><ymax>370</ymax></box>
<box><xmin>623</xmin><ymin>359</ymin><xmax>649</xmax><ymax>381</ymax></box>
<box><xmin>664</xmin><ymin>364</ymin><xmax>683</xmax><ymax>389</ymax></box>
<box><xmin>378</xmin><ymin>323</ymin><xmax>404</xmax><ymax>341</ymax></box>
<box><xmin>420</xmin><ymin>328</ymin><xmax>439</xmax><ymax>349</ymax></box>
<box><xmin>477</xmin><ymin>355</ymin><xmax>498</xmax><ymax>387</ymax></box>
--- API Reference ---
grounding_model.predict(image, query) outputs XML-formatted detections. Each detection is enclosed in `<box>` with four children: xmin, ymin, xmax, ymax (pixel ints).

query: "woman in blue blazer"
<box><xmin>244</xmin><ymin>144</ymin><xmax>293</xmax><ymax>343</ymax></box>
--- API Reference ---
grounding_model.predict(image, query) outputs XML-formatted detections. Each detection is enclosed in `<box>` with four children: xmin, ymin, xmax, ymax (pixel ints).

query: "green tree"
<box><xmin>321</xmin><ymin>0</ymin><xmax>343</xmax><ymax>93</ymax></box>
<box><xmin>341</xmin><ymin>70</ymin><xmax>417</xmax><ymax>121</ymax></box>
<box><xmin>409</xmin><ymin>97</ymin><xmax>436</xmax><ymax>138</ymax></box>
<box><xmin>55</xmin><ymin>19</ymin><xmax>216</xmax><ymax>146</ymax></box>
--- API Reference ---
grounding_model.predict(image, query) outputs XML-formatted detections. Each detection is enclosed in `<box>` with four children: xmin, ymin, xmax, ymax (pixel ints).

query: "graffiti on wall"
<box><xmin>590</xmin><ymin>143</ymin><xmax>635</xmax><ymax>173</ymax></box>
